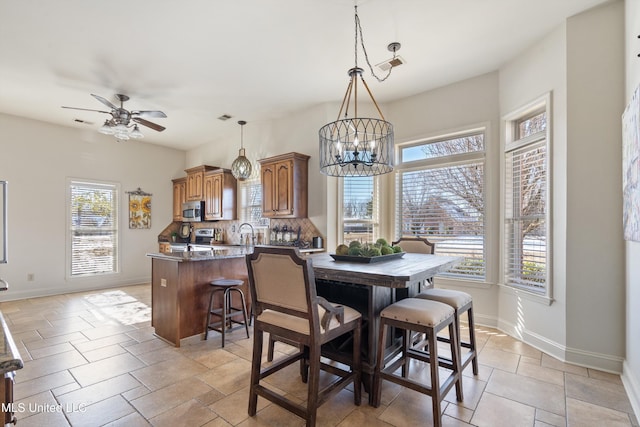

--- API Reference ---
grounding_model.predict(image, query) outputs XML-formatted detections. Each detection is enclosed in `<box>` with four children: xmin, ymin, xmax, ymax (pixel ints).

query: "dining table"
<box><xmin>307</xmin><ymin>252</ymin><xmax>463</xmax><ymax>401</ymax></box>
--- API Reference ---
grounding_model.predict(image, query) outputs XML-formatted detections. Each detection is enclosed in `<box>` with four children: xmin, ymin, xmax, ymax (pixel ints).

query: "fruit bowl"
<box><xmin>329</xmin><ymin>252</ymin><xmax>405</xmax><ymax>263</ymax></box>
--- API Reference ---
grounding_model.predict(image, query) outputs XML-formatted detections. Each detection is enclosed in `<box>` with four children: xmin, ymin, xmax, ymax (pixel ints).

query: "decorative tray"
<box><xmin>329</xmin><ymin>252</ymin><xmax>405</xmax><ymax>263</ymax></box>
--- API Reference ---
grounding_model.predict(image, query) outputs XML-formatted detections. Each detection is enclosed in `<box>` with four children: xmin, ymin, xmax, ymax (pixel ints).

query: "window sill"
<box><xmin>434</xmin><ymin>276</ymin><xmax>494</xmax><ymax>290</ymax></box>
<box><xmin>496</xmin><ymin>282</ymin><xmax>554</xmax><ymax>306</ymax></box>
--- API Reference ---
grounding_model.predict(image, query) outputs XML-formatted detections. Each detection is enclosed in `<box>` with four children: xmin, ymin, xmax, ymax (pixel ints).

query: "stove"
<box><xmin>194</xmin><ymin>228</ymin><xmax>214</xmax><ymax>245</ymax></box>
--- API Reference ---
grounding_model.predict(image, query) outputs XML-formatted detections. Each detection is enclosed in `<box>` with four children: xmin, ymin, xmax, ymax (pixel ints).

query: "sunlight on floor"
<box><xmin>83</xmin><ymin>290</ymin><xmax>151</xmax><ymax>326</ymax></box>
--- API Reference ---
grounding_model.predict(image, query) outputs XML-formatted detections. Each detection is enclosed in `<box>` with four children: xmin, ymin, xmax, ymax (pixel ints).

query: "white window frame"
<box><xmin>395</xmin><ymin>127</ymin><xmax>487</xmax><ymax>282</ymax></box>
<box><xmin>66</xmin><ymin>178</ymin><xmax>120</xmax><ymax>279</ymax></box>
<box><xmin>338</xmin><ymin>175</ymin><xmax>379</xmax><ymax>245</ymax></box>
<box><xmin>502</xmin><ymin>93</ymin><xmax>553</xmax><ymax>304</ymax></box>
<box><xmin>238</xmin><ymin>176</ymin><xmax>266</xmax><ymax>225</ymax></box>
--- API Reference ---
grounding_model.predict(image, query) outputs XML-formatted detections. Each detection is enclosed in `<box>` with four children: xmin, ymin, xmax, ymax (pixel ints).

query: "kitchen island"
<box><xmin>147</xmin><ymin>247</ymin><xmax>252</xmax><ymax>347</ymax></box>
<box><xmin>147</xmin><ymin>245</ymin><xmax>324</xmax><ymax>346</ymax></box>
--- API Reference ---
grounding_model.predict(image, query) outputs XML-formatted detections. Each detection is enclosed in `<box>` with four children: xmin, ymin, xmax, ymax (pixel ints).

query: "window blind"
<box><xmin>239</xmin><ymin>178</ymin><xmax>263</xmax><ymax>224</ymax></box>
<box><xmin>343</xmin><ymin>176</ymin><xmax>377</xmax><ymax>244</ymax></box>
<box><xmin>505</xmin><ymin>141</ymin><xmax>547</xmax><ymax>291</ymax></box>
<box><xmin>397</xmin><ymin>163</ymin><xmax>485</xmax><ymax>279</ymax></box>
<box><xmin>69</xmin><ymin>181</ymin><xmax>118</xmax><ymax>276</ymax></box>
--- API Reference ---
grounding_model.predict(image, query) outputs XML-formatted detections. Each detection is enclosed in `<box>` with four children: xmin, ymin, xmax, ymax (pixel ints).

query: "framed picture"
<box><xmin>623</xmin><ymin>84</ymin><xmax>640</xmax><ymax>242</ymax></box>
<box><xmin>127</xmin><ymin>188</ymin><xmax>151</xmax><ymax>229</ymax></box>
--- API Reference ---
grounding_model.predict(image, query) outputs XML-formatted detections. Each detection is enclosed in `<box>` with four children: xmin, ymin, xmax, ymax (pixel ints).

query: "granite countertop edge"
<box><xmin>0</xmin><ymin>312</ymin><xmax>24</xmax><ymax>374</ymax></box>
<box><xmin>147</xmin><ymin>245</ymin><xmax>324</xmax><ymax>262</ymax></box>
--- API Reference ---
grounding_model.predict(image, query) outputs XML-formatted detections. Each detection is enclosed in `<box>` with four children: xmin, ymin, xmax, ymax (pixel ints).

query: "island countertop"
<box><xmin>146</xmin><ymin>245</ymin><xmax>323</xmax><ymax>262</ymax></box>
<box><xmin>147</xmin><ymin>246</ymin><xmax>250</xmax><ymax>262</ymax></box>
<box><xmin>0</xmin><ymin>312</ymin><xmax>23</xmax><ymax>374</ymax></box>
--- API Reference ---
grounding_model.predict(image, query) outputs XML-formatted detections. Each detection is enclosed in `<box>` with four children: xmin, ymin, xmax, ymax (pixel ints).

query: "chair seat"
<box><xmin>415</xmin><ymin>288</ymin><xmax>472</xmax><ymax>309</ymax></box>
<box><xmin>381</xmin><ymin>298</ymin><xmax>453</xmax><ymax>327</ymax></box>
<box><xmin>258</xmin><ymin>305</ymin><xmax>361</xmax><ymax>335</ymax></box>
<box><xmin>211</xmin><ymin>279</ymin><xmax>244</xmax><ymax>287</ymax></box>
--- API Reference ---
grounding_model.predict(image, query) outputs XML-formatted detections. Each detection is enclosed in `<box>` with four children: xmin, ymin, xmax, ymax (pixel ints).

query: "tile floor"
<box><xmin>1</xmin><ymin>284</ymin><xmax>637</xmax><ymax>427</ymax></box>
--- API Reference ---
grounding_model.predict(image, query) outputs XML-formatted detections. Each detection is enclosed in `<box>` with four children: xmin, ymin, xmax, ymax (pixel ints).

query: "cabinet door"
<box><xmin>204</xmin><ymin>173</ymin><xmax>223</xmax><ymax>220</ymax></box>
<box><xmin>274</xmin><ymin>160</ymin><xmax>294</xmax><ymax>216</ymax></box>
<box><xmin>261</xmin><ymin>163</ymin><xmax>276</xmax><ymax>217</ymax></box>
<box><xmin>172</xmin><ymin>180</ymin><xmax>187</xmax><ymax>221</ymax></box>
<box><xmin>186</xmin><ymin>171</ymin><xmax>204</xmax><ymax>201</ymax></box>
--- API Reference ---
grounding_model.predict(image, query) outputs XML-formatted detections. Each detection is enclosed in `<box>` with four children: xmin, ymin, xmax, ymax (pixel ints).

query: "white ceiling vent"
<box><xmin>375</xmin><ymin>55</ymin><xmax>406</xmax><ymax>73</ymax></box>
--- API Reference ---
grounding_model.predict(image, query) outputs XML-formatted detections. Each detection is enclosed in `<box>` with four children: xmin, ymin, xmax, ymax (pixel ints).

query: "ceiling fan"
<box><xmin>62</xmin><ymin>94</ymin><xmax>167</xmax><ymax>140</ymax></box>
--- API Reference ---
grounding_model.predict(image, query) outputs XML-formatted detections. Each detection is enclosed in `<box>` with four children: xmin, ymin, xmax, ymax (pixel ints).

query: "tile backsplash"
<box><xmin>159</xmin><ymin>218</ymin><xmax>323</xmax><ymax>248</ymax></box>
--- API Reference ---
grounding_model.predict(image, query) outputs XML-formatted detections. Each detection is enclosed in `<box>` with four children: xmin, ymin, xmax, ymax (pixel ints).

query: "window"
<box><xmin>396</xmin><ymin>131</ymin><xmax>486</xmax><ymax>280</ymax></box>
<box><xmin>239</xmin><ymin>177</ymin><xmax>263</xmax><ymax>224</ymax></box>
<box><xmin>68</xmin><ymin>179</ymin><xmax>119</xmax><ymax>277</ymax></box>
<box><xmin>342</xmin><ymin>176</ymin><xmax>378</xmax><ymax>244</ymax></box>
<box><xmin>504</xmin><ymin>108</ymin><xmax>549</xmax><ymax>294</ymax></box>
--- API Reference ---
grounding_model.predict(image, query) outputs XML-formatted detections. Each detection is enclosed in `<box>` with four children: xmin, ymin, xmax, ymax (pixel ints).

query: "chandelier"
<box><xmin>319</xmin><ymin>6</ymin><xmax>400</xmax><ymax>177</ymax></box>
<box><xmin>231</xmin><ymin>120</ymin><xmax>252</xmax><ymax>180</ymax></box>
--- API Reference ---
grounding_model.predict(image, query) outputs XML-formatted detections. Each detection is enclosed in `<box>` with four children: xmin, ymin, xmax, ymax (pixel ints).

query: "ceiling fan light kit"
<box><xmin>62</xmin><ymin>93</ymin><xmax>166</xmax><ymax>141</ymax></box>
<box><xmin>318</xmin><ymin>5</ymin><xmax>398</xmax><ymax>177</ymax></box>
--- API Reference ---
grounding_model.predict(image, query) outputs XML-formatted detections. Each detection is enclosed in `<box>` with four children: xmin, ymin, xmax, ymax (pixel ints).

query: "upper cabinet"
<box><xmin>173</xmin><ymin>165</ymin><xmax>237</xmax><ymax>222</ymax></box>
<box><xmin>204</xmin><ymin>169</ymin><xmax>237</xmax><ymax>220</ymax></box>
<box><xmin>258</xmin><ymin>152</ymin><xmax>309</xmax><ymax>218</ymax></box>
<box><xmin>172</xmin><ymin>177</ymin><xmax>187</xmax><ymax>221</ymax></box>
<box><xmin>185</xmin><ymin>165</ymin><xmax>217</xmax><ymax>201</ymax></box>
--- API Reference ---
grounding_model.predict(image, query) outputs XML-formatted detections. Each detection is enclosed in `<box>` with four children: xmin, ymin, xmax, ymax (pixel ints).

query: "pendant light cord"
<box><xmin>354</xmin><ymin>6</ymin><xmax>395</xmax><ymax>83</ymax></box>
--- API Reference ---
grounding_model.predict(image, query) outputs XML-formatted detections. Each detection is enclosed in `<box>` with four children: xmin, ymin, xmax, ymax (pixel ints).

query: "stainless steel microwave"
<box><xmin>182</xmin><ymin>201</ymin><xmax>204</xmax><ymax>222</ymax></box>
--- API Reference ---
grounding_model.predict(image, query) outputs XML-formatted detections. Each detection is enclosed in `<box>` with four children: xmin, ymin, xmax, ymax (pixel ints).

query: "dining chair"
<box><xmin>392</xmin><ymin>236</ymin><xmax>436</xmax><ymax>287</ymax></box>
<box><xmin>245</xmin><ymin>247</ymin><xmax>362</xmax><ymax>427</ymax></box>
<box><xmin>392</xmin><ymin>236</ymin><xmax>435</xmax><ymax>255</ymax></box>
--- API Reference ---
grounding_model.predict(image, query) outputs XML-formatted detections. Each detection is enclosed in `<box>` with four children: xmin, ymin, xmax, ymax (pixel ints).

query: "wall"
<box><xmin>624</xmin><ymin>0</ymin><xmax>640</xmax><ymax>416</ymax></box>
<box><xmin>0</xmin><ymin>113</ymin><xmax>185</xmax><ymax>300</ymax></box>
<box><xmin>500</xmin><ymin>23</ymin><xmax>569</xmax><ymax>357</ymax></box>
<box><xmin>186</xmin><ymin>103</ymin><xmax>335</xmax><ymax>239</ymax></box>
<box><xmin>565</xmin><ymin>0</ymin><xmax>625</xmax><ymax>370</ymax></box>
<box><xmin>499</xmin><ymin>1</ymin><xmax>626</xmax><ymax>372</ymax></box>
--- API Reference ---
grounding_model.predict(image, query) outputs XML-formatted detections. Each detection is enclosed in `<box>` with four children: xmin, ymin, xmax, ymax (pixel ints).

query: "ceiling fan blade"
<box><xmin>131</xmin><ymin>110</ymin><xmax>167</xmax><ymax>118</ymax></box>
<box><xmin>61</xmin><ymin>106</ymin><xmax>111</xmax><ymax>114</ymax></box>
<box><xmin>91</xmin><ymin>94</ymin><xmax>118</xmax><ymax>110</ymax></box>
<box><xmin>133</xmin><ymin>117</ymin><xmax>166</xmax><ymax>132</ymax></box>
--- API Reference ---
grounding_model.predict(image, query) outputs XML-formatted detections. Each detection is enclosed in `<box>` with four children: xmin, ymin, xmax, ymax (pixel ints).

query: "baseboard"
<box><xmin>0</xmin><ymin>277</ymin><xmax>151</xmax><ymax>302</ymax></box>
<box><xmin>622</xmin><ymin>361</ymin><xmax>640</xmax><ymax>422</ymax></box>
<box><xmin>473</xmin><ymin>313</ymin><xmax>499</xmax><ymax>329</ymax></box>
<box><xmin>496</xmin><ymin>317</ymin><xmax>623</xmax><ymax>374</ymax></box>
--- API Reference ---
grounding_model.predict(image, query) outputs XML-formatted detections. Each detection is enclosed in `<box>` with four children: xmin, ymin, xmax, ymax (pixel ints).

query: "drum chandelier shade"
<box><xmin>319</xmin><ymin>6</ymin><xmax>397</xmax><ymax>177</ymax></box>
<box><xmin>231</xmin><ymin>120</ymin><xmax>252</xmax><ymax>181</ymax></box>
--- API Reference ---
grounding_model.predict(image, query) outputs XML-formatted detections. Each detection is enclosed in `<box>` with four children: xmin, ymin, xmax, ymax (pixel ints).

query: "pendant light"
<box><xmin>231</xmin><ymin>120</ymin><xmax>252</xmax><ymax>181</ymax></box>
<box><xmin>319</xmin><ymin>5</ymin><xmax>399</xmax><ymax>177</ymax></box>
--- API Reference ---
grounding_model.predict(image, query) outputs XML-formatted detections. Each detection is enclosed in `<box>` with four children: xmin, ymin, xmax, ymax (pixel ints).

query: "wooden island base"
<box><xmin>150</xmin><ymin>255</ymin><xmax>250</xmax><ymax>347</ymax></box>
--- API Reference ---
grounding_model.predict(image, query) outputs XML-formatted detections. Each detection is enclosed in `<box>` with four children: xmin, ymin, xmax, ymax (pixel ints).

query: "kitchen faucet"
<box><xmin>238</xmin><ymin>223</ymin><xmax>255</xmax><ymax>247</ymax></box>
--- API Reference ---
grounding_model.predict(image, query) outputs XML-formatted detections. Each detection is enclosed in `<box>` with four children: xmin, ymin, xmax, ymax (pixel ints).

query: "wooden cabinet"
<box><xmin>172</xmin><ymin>177</ymin><xmax>187</xmax><ymax>221</ymax></box>
<box><xmin>185</xmin><ymin>165</ymin><xmax>217</xmax><ymax>201</ymax></box>
<box><xmin>258</xmin><ymin>152</ymin><xmax>309</xmax><ymax>218</ymax></box>
<box><xmin>204</xmin><ymin>169</ymin><xmax>237</xmax><ymax>220</ymax></box>
<box><xmin>0</xmin><ymin>372</ymin><xmax>16</xmax><ymax>426</ymax></box>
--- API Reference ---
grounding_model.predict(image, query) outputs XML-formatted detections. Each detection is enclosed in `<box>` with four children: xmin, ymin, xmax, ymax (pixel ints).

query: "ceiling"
<box><xmin>0</xmin><ymin>0</ymin><xmax>609</xmax><ymax>151</ymax></box>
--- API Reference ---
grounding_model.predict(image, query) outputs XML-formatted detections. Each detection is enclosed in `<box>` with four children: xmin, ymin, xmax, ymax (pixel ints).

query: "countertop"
<box><xmin>147</xmin><ymin>245</ymin><xmax>325</xmax><ymax>262</ymax></box>
<box><xmin>0</xmin><ymin>312</ymin><xmax>24</xmax><ymax>374</ymax></box>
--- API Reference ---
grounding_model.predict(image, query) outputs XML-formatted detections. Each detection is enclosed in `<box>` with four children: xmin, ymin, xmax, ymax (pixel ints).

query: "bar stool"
<box><xmin>415</xmin><ymin>289</ymin><xmax>479</xmax><ymax>375</ymax></box>
<box><xmin>205</xmin><ymin>278</ymin><xmax>250</xmax><ymax>347</ymax></box>
<box><xmin>373</xmin><ymin>298</ymin><xmax>463</xmax><ymax>427</ymax></box>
